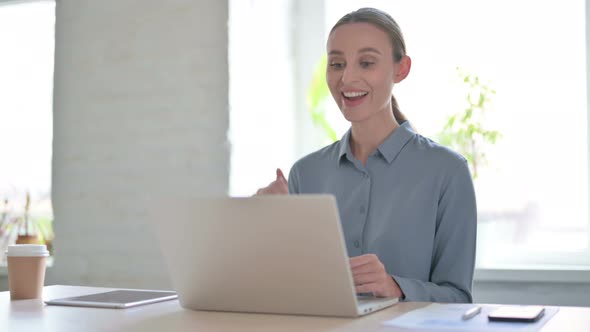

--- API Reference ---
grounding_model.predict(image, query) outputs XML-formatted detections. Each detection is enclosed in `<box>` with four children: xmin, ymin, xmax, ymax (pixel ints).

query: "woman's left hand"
<box><xmin>349</xmin><ymin>254</ymin><xmax>403</xmax><ymax>298</ymax></box>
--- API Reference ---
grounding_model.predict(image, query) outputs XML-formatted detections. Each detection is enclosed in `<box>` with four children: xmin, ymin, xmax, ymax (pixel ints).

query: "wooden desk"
<box><xmin>3</xmin><ymin>285</ymin><xmax>590</xmax><ymax>331</ymax></box>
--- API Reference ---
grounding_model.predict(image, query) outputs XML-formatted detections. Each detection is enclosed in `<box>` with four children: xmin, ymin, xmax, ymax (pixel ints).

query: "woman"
<box><xmin>257</xmin><ymin>7</ymin><xmax>476</xmax><ymax>303</ymax></box>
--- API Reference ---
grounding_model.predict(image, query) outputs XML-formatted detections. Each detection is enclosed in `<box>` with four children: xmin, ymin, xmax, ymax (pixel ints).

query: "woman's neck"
<box><xmin>350</xmin><ymin>110</ymin><xmax>399</xmax><ymax>166</ymax></box>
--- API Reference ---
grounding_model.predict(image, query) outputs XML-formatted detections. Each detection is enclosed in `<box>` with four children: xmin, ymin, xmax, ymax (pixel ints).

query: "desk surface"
<box><xmin>3</xmin><ymin>285</ymin><xmax>590</xmax><ymax>331</ymax></box>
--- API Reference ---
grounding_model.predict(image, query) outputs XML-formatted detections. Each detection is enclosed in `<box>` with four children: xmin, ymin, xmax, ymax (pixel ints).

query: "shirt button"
<box><xmin>360</xmin><ymin>205</ymin><xmax>366</xmax><ymax>214</ymax></box>
<box><xmin>354</xmin><ymin>240</ymin><xmax>360</xmax><ymax>248</ymax></box>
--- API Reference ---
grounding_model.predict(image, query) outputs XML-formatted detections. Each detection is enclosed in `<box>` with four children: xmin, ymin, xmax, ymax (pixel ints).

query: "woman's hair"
<box><xmin>329</xmin><ymin>7</ymin><xmax>409</xmax><ymax>124</ymax></box>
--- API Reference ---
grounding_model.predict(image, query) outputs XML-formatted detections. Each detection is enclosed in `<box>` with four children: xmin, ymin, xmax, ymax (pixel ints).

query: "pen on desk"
<box><xmin>462</xmin><ymin>306</ymin><xmax>482</xmax><ymax>320</ymax></box>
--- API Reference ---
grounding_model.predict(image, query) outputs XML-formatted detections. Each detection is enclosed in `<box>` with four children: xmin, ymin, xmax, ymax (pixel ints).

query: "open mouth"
<box><xmin>341</xmin><ymin>91</ymin><xmax>368</xmax><ymax>106</ymax></box>
<box><xmin>342</xmin><ymin>91</ymin><xmax>368</xmax><ymax>100</ymax></box>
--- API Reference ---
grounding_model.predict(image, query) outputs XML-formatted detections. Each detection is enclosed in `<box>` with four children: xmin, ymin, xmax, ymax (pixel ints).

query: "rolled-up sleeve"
<box><xmin>393</xmin><ymin>160</ymin><xmax>477</xmax><ymax>303</ymax></box>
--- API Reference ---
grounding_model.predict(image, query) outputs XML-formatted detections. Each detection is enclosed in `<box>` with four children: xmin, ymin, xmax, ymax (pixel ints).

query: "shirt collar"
<box><xmin>337</xmin><ymin>129</ymin><xmax>352</xmax><ymax>165</ymax></box>
<box><xmin>378</xmin><ymin>121</ymin><xmax>416</xmax><ymax>164</ymax></box>
<box><xmin>337</xmin><ymin>121</ymin><xmax>416</xmax><ymax>165</ymax></box>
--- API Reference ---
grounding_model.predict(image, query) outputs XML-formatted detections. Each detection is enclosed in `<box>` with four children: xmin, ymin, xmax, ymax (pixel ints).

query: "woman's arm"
<box><xmin>393</xmin><ymin>160</ymin><xmax>477</xmax><ymax>303</ymax></box>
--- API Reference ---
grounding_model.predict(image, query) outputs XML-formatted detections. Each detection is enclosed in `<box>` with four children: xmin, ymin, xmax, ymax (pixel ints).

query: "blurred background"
<box><xmin>1</xmin><ymin>0</ymin><xmax>589</xmax><ymax>306</ymax></box>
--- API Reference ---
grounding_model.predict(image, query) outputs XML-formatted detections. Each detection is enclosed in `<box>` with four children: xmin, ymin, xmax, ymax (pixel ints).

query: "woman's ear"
<box><xmin>394</xmin><ymin>56</ymin><xmax>412</xmax><ymax>83</ymax></box>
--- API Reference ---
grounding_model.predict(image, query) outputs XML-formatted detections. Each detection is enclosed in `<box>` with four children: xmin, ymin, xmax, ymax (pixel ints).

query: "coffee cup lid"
<box><xmin>5</xmin><ymin>244</ymin><xmax>49</xmax><ymax>257</ymax></box>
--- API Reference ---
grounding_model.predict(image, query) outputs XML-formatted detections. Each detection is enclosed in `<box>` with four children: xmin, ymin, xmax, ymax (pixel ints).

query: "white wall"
<box><xmin>48</xmin><ymin>0</ymin><xmax>229</xmax><ymax>289</ymax></box>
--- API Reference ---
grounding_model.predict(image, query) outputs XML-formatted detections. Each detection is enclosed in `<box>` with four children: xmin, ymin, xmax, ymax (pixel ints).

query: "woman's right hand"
<box><xmin>255</xmin><ymin>168</ymin><xmax>289</xmax><ymax>195</ymax></box>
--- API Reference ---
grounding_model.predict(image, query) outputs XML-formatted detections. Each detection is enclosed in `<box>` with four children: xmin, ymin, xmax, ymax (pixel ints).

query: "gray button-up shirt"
<box><xmin>288</xmin><ymin>122</ymin><xmax>477</xmax><ymax>303</ymax></box>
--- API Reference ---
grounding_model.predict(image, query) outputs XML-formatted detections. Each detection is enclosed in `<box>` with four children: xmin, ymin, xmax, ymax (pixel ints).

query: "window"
<box><xmin>228</xmin><ymin>0</ymin><xmax>297</xmax><ymax>196</ymax></box>
<box><xmin>0</xmin><ymin>0</ymin><xmax>55</xmax><ymax>261</ymax></box>
<box><xmin>230</xmin><ymin>0</ymin><xmax>590</xmax><ymax>269</ymax></box>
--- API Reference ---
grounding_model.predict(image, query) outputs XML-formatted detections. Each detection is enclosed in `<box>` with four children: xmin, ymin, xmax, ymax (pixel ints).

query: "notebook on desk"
<box><xmin>150</xmin><ymin>195</ymin><xmax>398</xmax><ymax>317</ymax></box>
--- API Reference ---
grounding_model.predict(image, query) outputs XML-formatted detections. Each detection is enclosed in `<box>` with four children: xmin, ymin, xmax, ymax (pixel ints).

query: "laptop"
<box><xmin>151</xmin><ymin>195</ymin><xmax>399</xmax><ymax>317</ymax></box>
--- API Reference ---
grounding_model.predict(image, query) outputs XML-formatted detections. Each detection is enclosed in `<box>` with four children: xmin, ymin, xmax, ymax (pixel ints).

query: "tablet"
<box><xmin>45</xmin><ymin>289</ymin><xmax>178</xmax><ymax>309</ymax></box>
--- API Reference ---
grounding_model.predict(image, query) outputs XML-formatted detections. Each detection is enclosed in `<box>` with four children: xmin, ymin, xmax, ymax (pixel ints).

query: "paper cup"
<box><xmin>5</xmin><ymin>244</ymin><xmax>49</xmax><ymax>300</ymax></box>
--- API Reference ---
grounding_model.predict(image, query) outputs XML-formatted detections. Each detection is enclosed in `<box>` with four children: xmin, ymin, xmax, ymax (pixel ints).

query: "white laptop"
<box><xmin>151</xmin><ymin>195</ymin><xmax>398</xmax><ymax>317</ymax></box>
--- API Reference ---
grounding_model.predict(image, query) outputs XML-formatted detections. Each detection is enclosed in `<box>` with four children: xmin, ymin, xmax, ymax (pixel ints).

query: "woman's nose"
<box><xmin>341</xmin><ymin>66</ymin><xmax>359</xmax><ymax>84</ymax></box>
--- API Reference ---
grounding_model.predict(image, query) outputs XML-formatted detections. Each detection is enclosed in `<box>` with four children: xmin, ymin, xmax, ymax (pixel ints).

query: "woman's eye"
<box><xmin>329</xmin><ymin>62</ymin><xmax>344</xmax><ymax>69</ymax></box>
<box><xmin>360</xmin><ymin>61</ymin><xmax>374</xmax><ymax>68</ymax></box>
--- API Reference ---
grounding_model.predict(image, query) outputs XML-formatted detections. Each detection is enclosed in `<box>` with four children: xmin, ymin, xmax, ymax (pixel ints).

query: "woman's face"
<box><xmin>326</xmin><ymin>22</ymin><xmax>409</xmax><ymax>124</ymax></box>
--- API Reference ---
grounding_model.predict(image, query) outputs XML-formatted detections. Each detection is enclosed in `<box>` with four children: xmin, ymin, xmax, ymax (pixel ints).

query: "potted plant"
<box><xmin>436</xmin><ymin>67</ymin><xmax>501</xmax><ymax>179</ymax></box>
<box><xmin>0</xmin><ymin>192</ymin><xmax>54</xmax><ymax>265</ymax></box>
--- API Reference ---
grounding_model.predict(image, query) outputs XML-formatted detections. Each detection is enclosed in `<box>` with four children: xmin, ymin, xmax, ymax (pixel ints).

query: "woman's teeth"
<box><xmin>343</xmin><ymin>91</ymin><xmax>368</xmax><ymax>98</ymax></box>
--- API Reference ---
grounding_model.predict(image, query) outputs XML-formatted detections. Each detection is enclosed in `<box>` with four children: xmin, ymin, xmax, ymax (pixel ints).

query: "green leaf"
<box><xmin>306</xmin><ymin>54</ymin><xmax>330</xmax><ymax>111</ymax></box>
<box><xmin>434</xmin><ymin>67</ymin><xmax>502</xmax><ymax>180</ymax></box>
<box><xmin>462</xmin><ymin>108</ymin><xmax>473</xmax><ymax>122</ymax></box>
<box><xmin>306</xmin><ymin>54</ymin><xmax>338</xmax><ymax>143</ymax></box>
<box><xmin>478</xmin><ymin>92</ymin><xmax>485</xmax><ymax>107</ymax></box>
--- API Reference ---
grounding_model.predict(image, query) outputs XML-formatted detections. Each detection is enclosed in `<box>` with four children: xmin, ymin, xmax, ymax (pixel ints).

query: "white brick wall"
<box><xmin>49</xmin><ymin>0</ymin><xmax>229</xmax><ymax>289</ymax></box>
